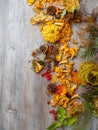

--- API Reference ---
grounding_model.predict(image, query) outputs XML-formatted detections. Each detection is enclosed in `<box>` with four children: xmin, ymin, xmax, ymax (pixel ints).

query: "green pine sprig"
<box><xmin>80</xmin><ymin>25</ymin><xmax>98</xmax><ymax>61</ymax></box>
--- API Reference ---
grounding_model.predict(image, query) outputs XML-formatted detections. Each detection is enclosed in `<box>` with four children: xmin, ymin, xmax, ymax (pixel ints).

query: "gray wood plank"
<box><xmin>0</xmin><ymin>0</ymin><xmax>98</xmax><ymax>130</ymax></box>
<box><xmin>0</xmin><ymin>0</ymin><xmax>4</xmax><ymax>129</ymax></box>
<box><xmin>0</xmin><ymin>0</ymin><xmax>52</xmax><ymax>130</ymax></box>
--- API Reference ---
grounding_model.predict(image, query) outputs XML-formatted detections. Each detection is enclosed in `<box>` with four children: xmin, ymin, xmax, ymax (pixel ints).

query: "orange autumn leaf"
<box><xmin>72</xmin><ymin>38</ymin><xmax>78</xmax><ymax>44</ymax></box>
<box><xmin>55</xmin><ymin>86</ymin><xmax>63</xmax><ymax>94</ymax></box>
<box><xmin>71</xmin><ymin>70</ymin><xmax>81</xmax><ymax>85</ymax></box>
<box><xmin>27</xmin><ymin>0</ymin><xmax>35</xmax><ymax>5</ymax></box>
<box><xmin>34</xmin><ymin>1</ymin><xmax>44</xmax><ymax>9</ymax></box>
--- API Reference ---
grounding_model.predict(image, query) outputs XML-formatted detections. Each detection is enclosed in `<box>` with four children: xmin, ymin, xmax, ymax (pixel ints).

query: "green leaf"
<box><xmin>64</xmin><ymin>116</ymin><xmax>77</xmax><ymax>126</ymax></box>
<box><xmin>61</xmin><ymin>9</ymin><xmax>66</xmax><ymax>19</ymax></box>
<box><xmin>58</xmin><ymin>114</ymin><xmax>66</xmax><ymax>123</ymax></box>
<box><xmin>38</xmin><ymin>60</ymin><xmax>45</xmax><ymax>65</ymax></box>
<box><xmin>56</xmin><ymin>107</ymin><xmax>66</xmax><ymax>123</ymax></box>
<box><xmin>57</xmin><ymin>107</ymin><xmax>66</xmax><ymax>115</ymax></box>
<box><xmin>47</xmin><ymin>122</ymin><xmax>62</xmax><ymax>130</ymax></box>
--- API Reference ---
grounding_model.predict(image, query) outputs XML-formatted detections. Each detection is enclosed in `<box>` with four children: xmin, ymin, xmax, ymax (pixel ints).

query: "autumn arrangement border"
<box><xmin>27</xmin><ymin>0</ymin><xmax>98</xmax><ymax>130</ymax></box>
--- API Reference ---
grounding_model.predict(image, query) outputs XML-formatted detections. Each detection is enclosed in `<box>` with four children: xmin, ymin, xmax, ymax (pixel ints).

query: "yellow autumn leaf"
<box><xmin>30</xmin><ymin>12</ymin><xmax>53</xmax><ymax>24</ymax></box>
<box><xmin>65</xmin><ymin>0</ymin><xmax>80</xmax><ymax>13</ymax></box>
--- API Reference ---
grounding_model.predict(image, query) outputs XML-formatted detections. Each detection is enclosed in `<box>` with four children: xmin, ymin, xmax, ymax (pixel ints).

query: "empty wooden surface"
<box><xmin>0</xmin><ymin>0</ymin><xmax>98</xmax><ymax>130</ymax></box>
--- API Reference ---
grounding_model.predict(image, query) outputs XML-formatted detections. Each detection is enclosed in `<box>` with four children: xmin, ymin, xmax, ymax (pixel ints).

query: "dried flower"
<box><xmin>64</xmin><ymin>13</ymin><xmax>74</xmax><ymax>22</ymax></box>
<box><xmin>39</xmin><ymin>44</ymin><xmax>47</xmax><ymax>53</ymax></box>
<box><xmin>47</xmin><ymin>83</ymin><xmax>57</xmax><ymax>94</ymax></box>
<box><xmin>47</xmin><ymin>6</ymin><xmax>56</xmax><ymax>16</ymax></box>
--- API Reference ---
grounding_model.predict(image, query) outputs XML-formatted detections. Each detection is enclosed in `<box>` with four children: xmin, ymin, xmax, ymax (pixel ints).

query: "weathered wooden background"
<box><xmin>0</xmin><ymin>0</ymin><xmax>98</xmax><ymax>130</ymax></box>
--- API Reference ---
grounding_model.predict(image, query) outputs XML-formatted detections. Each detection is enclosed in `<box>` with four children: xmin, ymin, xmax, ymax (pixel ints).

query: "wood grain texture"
<box><xmin>0</xmin><ymin>0</ymin><xmax>98</xmax><ymax>130</ymax></box>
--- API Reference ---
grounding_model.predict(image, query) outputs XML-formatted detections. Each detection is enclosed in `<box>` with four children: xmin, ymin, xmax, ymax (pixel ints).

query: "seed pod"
<box><xmin>47</xmin><ymin>6</ymin><xmax>56</xmax><ymax>16</ymax></box>
<box><xmin>39</xmin><ymin>44</ymin><xmax>47</xmax><ymax>53</ymax></box>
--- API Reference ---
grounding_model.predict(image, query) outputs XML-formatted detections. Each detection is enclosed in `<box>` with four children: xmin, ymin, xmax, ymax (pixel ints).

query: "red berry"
<box><xmin>41</xmin><ymin>72</ymin><xmax>47</xmax><ymax>77</ymax></box>
<box><xmin>52</xmin><ymin>110</ymin><xmax>56</xmax><ymax>115</ymax></box>
<box><xmin>46</xmin><ymin>76</ymin><xmax>51</xmax><ymax>79</ymax></box>
<box><xmin>49</xmin><ymin>109</ymin><xmax>56</xmax><ymax>114</ymax></box>
<box><xmin>41</xmin><ymin>70</ymin><xmax>51</xmax><ymax>77</ymax></box>
<box><xmin>46</xmin><ymin>73</ymin><xmax>51</xmax><ymax>77</ymax></box>
<box><xmin>47</xmin><ymin>69</ymin><xmax>51</xmax><ymax>73</ymax></box>
<box><xmin>46</xmin><ymin>77</ymin><xmax>51</xmax><ymax>80</ymax></box>
<box><xmin>54</xmin><ymin>115</ymin><xmax>57</xmax><ymax>120</ymax></box>
<box><xmin>41</xmin><ymin>73</ymin><xmax>45</xmax><ymax>77</ymax></box>
<box><xmin>49</xmin><ymin>110</ymin><xmax>53</xmax><ymax>114</ymax></box>
<box><xmin>47</xmin><ymin>100</ymin><xmax>50</xmax><ymax>104</ymax></box>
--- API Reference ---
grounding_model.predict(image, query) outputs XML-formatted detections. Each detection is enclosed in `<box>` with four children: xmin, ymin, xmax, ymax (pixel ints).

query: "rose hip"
<box><xmin>47</xmin><ymin>100</ymin><xmax>50</xmax><ymax>104</ymax></box>
<box><xmin>54</xmin><ymin>115</ymin><xmax>57</xmax><ymax>121</ymax></box>
<box><xmin>41</xmin><ymin>70</ymin><xmax>51</xmax><ymax>77</ymax></box>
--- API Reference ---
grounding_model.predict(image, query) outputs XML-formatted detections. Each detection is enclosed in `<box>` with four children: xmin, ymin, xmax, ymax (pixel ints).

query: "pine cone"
<box><xmin>47</xmin><ymin>83</ymin><xmax>57</xmax><ymax>93</ymax></box>
<box><xmin>47</xmin><ymin>6</ymin><xmax>56</xmax><ymax>16</ymax></box>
